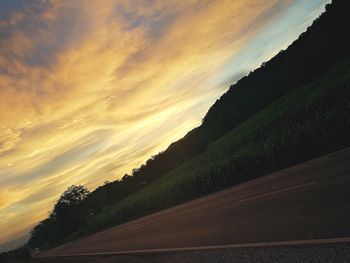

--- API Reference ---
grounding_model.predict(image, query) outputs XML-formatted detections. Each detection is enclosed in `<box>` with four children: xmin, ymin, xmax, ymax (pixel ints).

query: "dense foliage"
<box><xmin>28</xmin><ymin>185</ymin><xmax>90</xmax><ymax>249</ymax></box>
<box><xmin>24</xmin><ymin>0</ymin><xmax>350</xmax><ymax>252</ymax></box>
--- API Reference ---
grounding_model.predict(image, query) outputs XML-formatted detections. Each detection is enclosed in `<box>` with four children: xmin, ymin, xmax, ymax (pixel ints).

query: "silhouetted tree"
<box><xmin>51</xmin><ymin>185</ymin><xmax>90</xmax><ymax>235</ymax></box>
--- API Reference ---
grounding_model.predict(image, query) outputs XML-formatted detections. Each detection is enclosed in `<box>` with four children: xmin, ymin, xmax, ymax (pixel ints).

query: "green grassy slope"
<box><xmin>86</xmin><ymin>58</ymin><xmax>350</xmax><ymax>233</ymax></box>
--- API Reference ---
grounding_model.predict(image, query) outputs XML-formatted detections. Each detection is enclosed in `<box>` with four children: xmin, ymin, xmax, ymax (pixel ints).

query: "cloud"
<box><xmin>0</xmin><ymin>0</ymin><xmax>329</xmax><ymax>243</ymax></box>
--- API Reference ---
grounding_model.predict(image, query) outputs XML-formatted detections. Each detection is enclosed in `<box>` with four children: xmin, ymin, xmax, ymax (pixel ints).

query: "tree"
<box><xmin>28</xmin><ymin>218</ymin><xmax>57</xmax><ymax>249</ymax></box>
<box><xmin>52</xmin><ymin>185</ymin><xmax>89</xmax><ymax>214</ymax></box>
<box><xmin>51</xmin><ymin>185</ymin><xmax>90</xmax><ymax>235</ymax></box>
<box><xmin>28</xmin><ymin>185</ymin><xmax>90</xmax><ymax>249</ymax></box>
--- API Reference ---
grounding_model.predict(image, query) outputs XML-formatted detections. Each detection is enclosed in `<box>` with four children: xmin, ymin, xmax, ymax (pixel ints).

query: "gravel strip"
<box><xmin>33</xmin><ymin>243</ymin><xmax>350</xmax><ymax>263</ymax></box>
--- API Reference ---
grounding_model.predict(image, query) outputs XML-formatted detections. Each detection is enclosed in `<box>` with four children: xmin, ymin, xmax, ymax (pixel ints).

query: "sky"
<box><xmin>0</xmin><ymin>0</ymin><xmax>330</xmax><ymax>247</ymax></box>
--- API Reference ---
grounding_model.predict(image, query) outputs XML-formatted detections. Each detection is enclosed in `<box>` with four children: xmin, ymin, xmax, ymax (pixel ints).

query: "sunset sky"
<box><xmin>0</xmin><ymin>0</ymin><xmax>329</xmax><ymax>245</ymax></box>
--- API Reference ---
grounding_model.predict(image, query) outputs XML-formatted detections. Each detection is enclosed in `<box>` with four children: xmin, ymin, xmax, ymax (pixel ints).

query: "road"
<box><xmin>36</xmin><ymin>148</ymin><xmax>350</xmax><ymax>262</ymax></box>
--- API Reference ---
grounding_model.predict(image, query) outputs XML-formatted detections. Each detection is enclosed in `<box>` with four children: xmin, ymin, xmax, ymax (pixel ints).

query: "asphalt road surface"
<box><xmin>36</xmin><ymin>148</ymin><xmax>350</xmax><ymax>262</ymax></box>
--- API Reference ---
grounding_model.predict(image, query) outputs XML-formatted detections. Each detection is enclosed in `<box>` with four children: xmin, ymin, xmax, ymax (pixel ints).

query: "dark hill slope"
<box><xmin>85</xmin><ymin>0</ymin><xmax>349</xmax><ymax>213</ymax></box>
<box><xmin>119</xmin><ymin>0</ymin><xmax>349</xmax><ymax>186</ymax></box>
<box><xmin>175</xmin><ymin>0</ymin><xmax>350</xmax><ymax>161</ymax></box>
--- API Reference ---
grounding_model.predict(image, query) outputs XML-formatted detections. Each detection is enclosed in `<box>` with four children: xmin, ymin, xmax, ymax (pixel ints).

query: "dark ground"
<box><xmin>35</xmin><ymin>148</ymin><xmax>350</xmax><ymax>262</ymax></box>
<box><xmin>32</xmin><ymin>243</ymin><xmax>350</xmax><ymax>263</ymax></box>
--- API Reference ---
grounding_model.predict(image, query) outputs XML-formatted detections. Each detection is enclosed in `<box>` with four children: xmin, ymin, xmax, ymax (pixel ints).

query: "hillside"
<box><xmin>27</xmin><ymin>0</ymin><xmax>350</xmax><ymax>250</ymax></box>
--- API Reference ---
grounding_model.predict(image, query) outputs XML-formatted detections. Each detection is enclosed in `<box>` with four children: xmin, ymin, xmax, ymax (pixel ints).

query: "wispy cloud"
<box><xmin>0</xmin><ymin>0</ymin><xmax>329</xmax><ymax>243</ymax></box>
